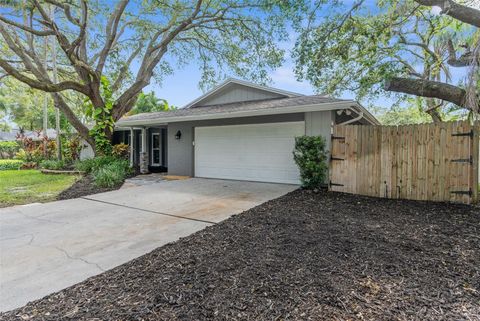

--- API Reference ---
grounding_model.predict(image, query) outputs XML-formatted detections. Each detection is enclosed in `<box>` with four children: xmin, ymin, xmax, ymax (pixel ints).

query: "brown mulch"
<box><xmin>56</xmin><ymin>175</ymin><xmax>122</xmax><ymax>200</ymax></box>
<box><xmin>2</xmin><ymin>190</ymin><xmax>480</xmax><ymax>320</ymax></box>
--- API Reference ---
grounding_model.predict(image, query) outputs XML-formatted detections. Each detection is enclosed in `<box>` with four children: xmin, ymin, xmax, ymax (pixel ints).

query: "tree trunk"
<box><xmin>51</xmin><ymin>93</ymin><xmax>95</xmax><ymax>150</ymax></box>
<box><xmin>384</xmin><ymin>77</ymin><xmax>468</xmax><ymax>108</ymax></box>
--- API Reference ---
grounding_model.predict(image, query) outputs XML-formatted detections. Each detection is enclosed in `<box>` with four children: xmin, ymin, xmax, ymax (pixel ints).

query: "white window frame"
<box><xmin>151</xmin><ymin>132</ymin><xmax>161</xmax><ymax>166</ymax></box>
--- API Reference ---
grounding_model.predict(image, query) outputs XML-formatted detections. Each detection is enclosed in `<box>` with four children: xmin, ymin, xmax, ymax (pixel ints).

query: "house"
<box><xmin>115</xmin><ymin>78</ymin><xmax>379</xmax><ymax>184</ymax></box>
<box><xmin>0</xmin><ymin>129</ymin><xmax>58</xmax><ymax>143</ymax></box>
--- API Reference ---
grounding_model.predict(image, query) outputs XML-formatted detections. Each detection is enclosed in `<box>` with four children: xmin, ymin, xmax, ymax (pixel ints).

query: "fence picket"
<box><xmin>329</xmin><ymin>121</ymin><xmax>478</xmax><ymax>204</ymax></box>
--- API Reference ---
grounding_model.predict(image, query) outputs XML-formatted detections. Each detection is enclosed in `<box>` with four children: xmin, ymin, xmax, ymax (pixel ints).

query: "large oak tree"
<box><xmin>0</xmin><ymin>0</ymin><xmax>297</xmax><ymax>151</ymax></box>
<box><xmin>294</xmin><ymin>0</ymin><xmax>479</xmax><ymax>121</ymax></box>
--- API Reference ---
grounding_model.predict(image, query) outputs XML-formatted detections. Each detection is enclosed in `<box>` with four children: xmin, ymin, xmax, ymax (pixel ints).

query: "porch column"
<box><xmin>129</xmin><ymin>127</ymin><xmax>134</xmax><ymax>167</ymax></box>
<box><xmin>140</xmin><ymin>127</ymin><xmax>149</xmax><ymax>174</ymax></box>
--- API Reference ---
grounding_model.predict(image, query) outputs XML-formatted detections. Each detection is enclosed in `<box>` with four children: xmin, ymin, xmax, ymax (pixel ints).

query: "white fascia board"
<box><xmin>116</xmin><ymin>101</ymin><xmax>374</xmax><ymax>127</ymax></box>
<box><xmin>353</xmin><ymin>102</ymin><xmax>381</xmax><ymax>125</ymax></box>
<box><xmin>182</xmin><ymin>78</ymin><xmax>302</xmax><ymax>109</ymax></box>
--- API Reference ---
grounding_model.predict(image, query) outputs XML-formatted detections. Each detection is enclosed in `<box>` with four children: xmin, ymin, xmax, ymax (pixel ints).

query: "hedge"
<box><xmin>0</xmin><ymin>159</ymin><xmax>24</xmax><ymax>170</ymax></box>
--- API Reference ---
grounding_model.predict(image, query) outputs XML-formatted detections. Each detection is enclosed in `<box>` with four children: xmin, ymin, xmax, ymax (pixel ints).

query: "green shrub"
<box><xmin>92</xmin><ymin>159</ymin><xmax>130</xmax><ymax>188</ymax></box>
<box><xmin>0</xmin><ymin>159</ymin><xmax>24</xmax><ymax>170</ymax></box>
<box><xmin>74</xmin><ymin>155</ymin><xmax>118</xmax><ymax>173</ymax></box>
<box><xmin>15</xmin><ymin>149</ymin><xmax>28</xmax><ymax>161</ymax></box>
<box><xmin>0</xmin><ymin>141</ymin><xmax>20</xmax><ymax>158</ymax></box>
<box><xmin>112</xmin><ymin>143</ymin><xmax>129</xmax><ymax>159</ymax></box>
<box><xmin>40</xmin><ymin>159</ymin><xmax>66</xmax><ymax>170</ymax></box>
<box><xmin>293</xmin><ymin>136</ymin><xmax>328</xmax><ymax>189</ymax></box>
<box><xmin>75</xmin><ymin>156</ymin><xmax>130</xmax><ymax>188</ymax></box>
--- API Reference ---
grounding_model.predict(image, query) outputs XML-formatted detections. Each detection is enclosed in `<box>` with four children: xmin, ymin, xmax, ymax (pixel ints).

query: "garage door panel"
<box><xmin>194</xmin><ymin>122</ymin><xmax>303</xmax><ymax>184</ymax></box>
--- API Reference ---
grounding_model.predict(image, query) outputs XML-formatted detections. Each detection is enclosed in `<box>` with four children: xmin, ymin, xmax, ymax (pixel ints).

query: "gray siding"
<box><xmin>305</xmin><ymin>111</ymin><xmax>334</xmax><ymax>153</ymax></box>
<box><xmin>167</xmin><ymin>122</ymin><xmax>194</xmax><ymax>176</ymax></box>
<box><xmin>168</xmin><ymin>112</ymin><xmax>333</xmax><ymax>177</ymax></box>
<box><xmin>193</xmin><ymin>84</ymin><xmax>285</xmax><ymax>107</ymax></box>
<box><xmin>167</xmin><ymin>113</ymin><xmax>305</xmax><ymax>176</ymax></box>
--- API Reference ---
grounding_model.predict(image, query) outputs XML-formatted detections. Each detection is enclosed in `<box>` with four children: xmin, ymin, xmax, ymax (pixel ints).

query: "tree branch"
<box><xmin>96</xmin><ymin>0</ymin><xmax>130</xmax><ymax>73</ymax></box>
<box><xmin>447</xmin><ymin>39</ymin><xmax>477</xmax><ymax>67</ymax></box>
<box><xmin>0</xmin><ymin>15</ymin><xmax>55</xmax><ymax>36</ymax></box>
<box><xmin>384</xmin><ymin>77</ymin><xmax>469</xmax><ymax>108</ymax></box>
<box><xmin>52</xmin><ymin>93</ymin><xmax>95</xmax><ymax>148</ymax></box>
<box><xmin>414</xmin><ymin>0</ymin><xmax>480</xmax><ymax>28</ymax></box>
<box><xmin>0</xmin><ymin>58</ymin><xmax>90</xmax><ymax>94</ymax></box>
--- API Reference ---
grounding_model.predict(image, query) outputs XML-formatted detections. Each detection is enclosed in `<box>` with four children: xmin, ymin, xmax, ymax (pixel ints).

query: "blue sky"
<box><xmin>140</xmin><ymin>1</ymin><xmax>467</xmax><ymax>111</ymax></box>
<box><xmin>143</xmin><ymin>37</ymin><xmax>317</xmax><ymax>108</ymax></box>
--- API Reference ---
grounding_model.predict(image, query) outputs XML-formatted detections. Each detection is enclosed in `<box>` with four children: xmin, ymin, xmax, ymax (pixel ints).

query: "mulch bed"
<box><xmin>3</xmin><ymin>190</ymin><xmax>479</xmax><ymax>320</ymax></box>
<box><xmin>56</xmin><ymin>175</ymin><xmax>123</xmax><ymax>200</ymax></box>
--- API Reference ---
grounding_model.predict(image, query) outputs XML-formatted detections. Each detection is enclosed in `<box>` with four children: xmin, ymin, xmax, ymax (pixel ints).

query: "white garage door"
<box><xmin>194</xmin><ymin>122</ymin><xmax>304</xmax><ymax>184</ymax></box>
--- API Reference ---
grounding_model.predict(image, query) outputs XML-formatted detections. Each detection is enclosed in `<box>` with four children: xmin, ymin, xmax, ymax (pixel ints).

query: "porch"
<box><xmin>113</xmin><ymin>126</ymin><xmax>168</xmax><ymax>174</ymax></box>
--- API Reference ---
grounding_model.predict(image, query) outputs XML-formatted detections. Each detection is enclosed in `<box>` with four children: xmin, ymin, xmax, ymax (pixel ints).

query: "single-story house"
<box><xmin>115</xmin><ymin>78</ymin><xmax>379</xmax><ymax>184</ymax></box>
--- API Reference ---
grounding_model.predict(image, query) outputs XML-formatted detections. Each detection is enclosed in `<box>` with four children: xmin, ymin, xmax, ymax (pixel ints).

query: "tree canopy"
<box><xmin>294</xmin><ymin>0</ymin><xmax>479</xmax><ymax>121</ymax></box>
<box><xmin>0</xmin><ymin>0</ymin><xmax>300</xmax><ymax>152</ymax></box>
<box><xmin>128</xmin><ymin>91</ymin><xmax>175</xmax><ymax>115</ymax></box>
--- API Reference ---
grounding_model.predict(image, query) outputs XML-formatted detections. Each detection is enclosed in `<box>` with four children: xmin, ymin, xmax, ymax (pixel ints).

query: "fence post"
<box><xmin>472</xmin><ymin>121</ymin><xmax>479</xmax><ymax>204</ymax></box>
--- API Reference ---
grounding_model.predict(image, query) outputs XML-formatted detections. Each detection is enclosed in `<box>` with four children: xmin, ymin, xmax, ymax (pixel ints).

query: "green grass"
<box><xmin>0</xmin><ymin>170</ymin><xmax>79</xmax><ymax>207</ymax></box>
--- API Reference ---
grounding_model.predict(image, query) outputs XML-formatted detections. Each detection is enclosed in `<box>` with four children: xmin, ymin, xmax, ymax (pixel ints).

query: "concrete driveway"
<box><xmin>0</xmin><ymin>178</ymin><xmax>296</xmax><ymax>312</ymax></box>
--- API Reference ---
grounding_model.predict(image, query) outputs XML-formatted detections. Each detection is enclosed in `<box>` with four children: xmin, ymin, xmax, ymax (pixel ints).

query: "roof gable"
<box><xmin>184</xmin><ymin>78</ymin><xmax>301</xmax><ymax>108</ymax></box>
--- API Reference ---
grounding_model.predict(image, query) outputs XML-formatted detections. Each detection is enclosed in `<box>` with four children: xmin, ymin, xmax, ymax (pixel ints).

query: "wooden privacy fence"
<box><xmin>329</xmin><ymin>121</ymin><xmax>479</xmax><ymax>204</ymax></box>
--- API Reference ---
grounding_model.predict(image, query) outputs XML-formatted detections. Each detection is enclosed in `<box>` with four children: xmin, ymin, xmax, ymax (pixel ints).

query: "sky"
<box><xmin>140</xmin><ymin>1</ymin><xmax>471</xmax><ymax>110</ymax></box>
<box><xmin>1</xmin><ymin>0</ymin><xmax>475</xmax><ymax>120</ymax></box>
<box><xmin>143</xmin><ymin>38</ymin><xmax>317</xmax><ymax>108</ymax></box>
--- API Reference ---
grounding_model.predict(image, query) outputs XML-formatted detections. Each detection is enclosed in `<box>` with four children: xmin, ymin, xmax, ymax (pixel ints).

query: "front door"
<box><xmin>151</xmin><ymin>132</ymin><xmax>161</xmax><ymax>166</ymax></box>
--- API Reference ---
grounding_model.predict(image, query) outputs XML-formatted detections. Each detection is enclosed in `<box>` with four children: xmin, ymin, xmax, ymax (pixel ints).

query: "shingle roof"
<box><xmin>118</xmin><ymin>95</ymin><xmax>347</xmax><ymax>124</ymax></box>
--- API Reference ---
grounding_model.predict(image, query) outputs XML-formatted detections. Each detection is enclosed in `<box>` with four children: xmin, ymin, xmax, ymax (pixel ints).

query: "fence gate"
<box><xmin>329</xmin><ymin>121</ymin><xmax>479</xmax><ymax>204</ymax></box>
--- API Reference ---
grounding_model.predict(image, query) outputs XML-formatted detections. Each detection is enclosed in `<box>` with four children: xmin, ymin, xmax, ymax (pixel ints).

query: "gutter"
<box><xmin>117</xmin><ymin>101</ymin><xmax>379</xmax><ymax>127</ymax></box>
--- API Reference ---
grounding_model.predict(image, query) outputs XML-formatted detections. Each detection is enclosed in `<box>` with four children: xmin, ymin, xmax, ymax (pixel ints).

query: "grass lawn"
<box><xmin>0</xmin><ymin>170</ymin><xmax>79</xmax><ymax>207</ymax></box>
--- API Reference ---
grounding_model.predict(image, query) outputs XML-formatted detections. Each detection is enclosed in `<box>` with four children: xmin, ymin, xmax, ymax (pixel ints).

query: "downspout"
<box><xmin>337</xmin><ymin>107</ymin><xmax>364</xmax><ymax>125</ymax></box>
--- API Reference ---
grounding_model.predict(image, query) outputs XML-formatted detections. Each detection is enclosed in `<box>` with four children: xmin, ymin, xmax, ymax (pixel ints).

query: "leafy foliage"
<box><xmin>0</xmin><ymin>159</ymin><xmax>23</xmax><ymax>170</ymax></box>
<box><xmin>0</xmin><ymin>141</ymin><xmax>20</xmax><ymax>158</ymax></box>
<box><xmin>0</xmin><ymin>78</ymin><xmax>80</xmax><ymax>132</ymax></box>
<box><xmin>112</xmin><ymin>143</ymin><xmax>129</xmax><ymax>159</ymax></box>
<box><xmin>128</xmin><ymin>92</ymin><xmax>175</xmax><ymax>115</ymax></box>
<box><xmin>294</xmin><ymin>0</ymin><xmax>477</xmax><ymax>120</ymax></box>
<box><xmin>40</xmin><ymin>159</ymin><xmax>66</xmax><ymax>170</ymax></box>
<box><xmin>75</xmin><ymin>155</ymin><xmax>130</xmax><ymax>188</ymax></box>
<box><xmin>74</xmin><ymin>155</ymin><xmax>118</xmax><ymax>174</ymax></box>
<box><xmin>293</xmin><ymin>136</ymin><xmax>329</xmax><ymax>189</ymax></box>
<box><xmin>0</xmin><ymin>0</ymin><xmax>304</xmax><ymax>148</ymax></box>
<box><xmin>61</xmin><ymin>135</ymin><xmax>82</xmax><ymax>162</ymax></box>
<box><xmin>85</xmin><ymin>77</ymin><xmax>115</xmax><ymax>156</ymax></box>
<box><xmin>92</xmin><ymin>161</ymin><xmax>130</xmax><ymax>188</ymax></box>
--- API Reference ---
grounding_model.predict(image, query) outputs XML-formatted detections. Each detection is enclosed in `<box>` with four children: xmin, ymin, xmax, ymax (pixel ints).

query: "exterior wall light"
<box><xmin>175</xmin><ymin>130</ymin><xmax>182</xmax><ymax>140</ymax></box>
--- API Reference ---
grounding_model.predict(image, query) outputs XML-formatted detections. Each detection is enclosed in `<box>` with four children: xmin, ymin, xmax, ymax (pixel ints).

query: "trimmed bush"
<box><xmin>40</xmin><ymin>159</ymin><xmax>66</xmax><ymax>170</ymax></box>
<box><xmin>92</xmin><ymin>159</ymin><xmax>130</xmax><ymax>188</ymax></box>
<box><xmin>76</xmin><ymin>156</ymin><xmax>131</xmax><ymax>188</ymax></box>
<box><xmin>0</xmin><ymin>141</ymin><xmax>20</xmax><ymax>158</ymax></box>
<box><xmin>293</xmin><ymin>136</ymin><xmax>328</xmax><ymax>189</ymax></box>
<box><xmin>0</xmin><ymin>159</ymin><xmax>24</xmax><ymax>170</ymax></box>
<box><xmin>74</xmin><ymin>155</ymin><xmax>118</xmax><ymax>173</ymax></box>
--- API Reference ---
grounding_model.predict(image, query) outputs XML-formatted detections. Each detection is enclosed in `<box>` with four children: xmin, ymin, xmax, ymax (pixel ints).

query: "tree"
<box><xmin>0</xmin><ymin>77</ymin><xmax>79</xmax><ymax>131</ymax></box>
<box><xmin>374</xmin><ymin>98</ymin><xmax>462</xmax><ymax>125</ymax></box>
<box><xmin>294</xmin><ymin>0</ymin><xmax>479</xmax><ymax>121</ymax></box>
<box><xmin>128</xmin><ymin>91</ymin><xmax>175</xmax><ymax>115</ymax></box>
<box><xmin>0</xmin><ymin>0</ymin><xmax>298</xmax><ymax>153</ymax></box>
